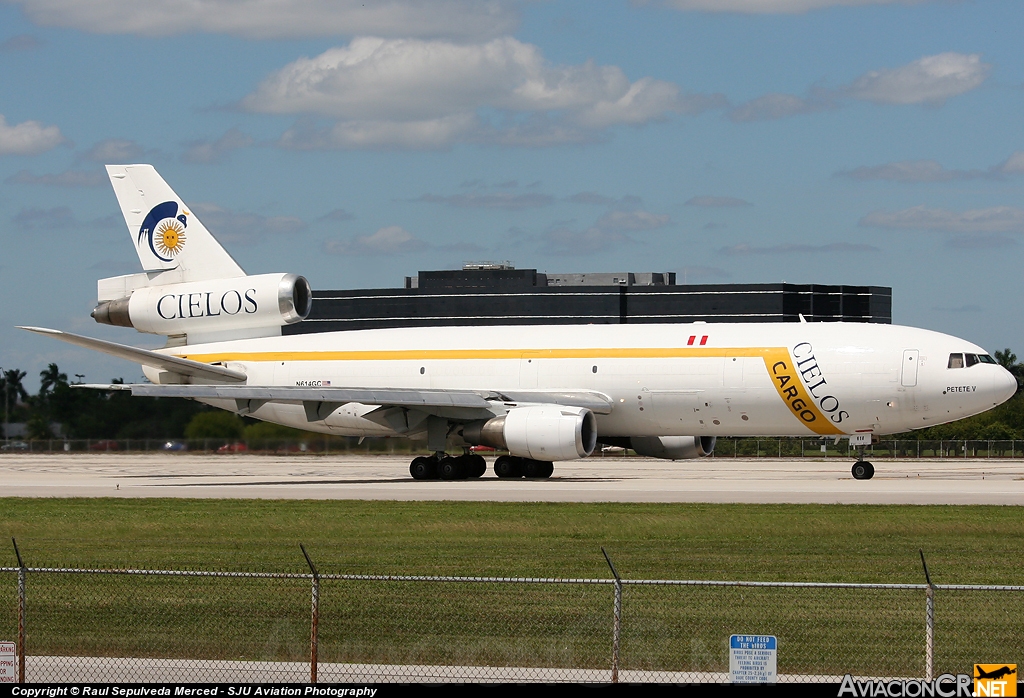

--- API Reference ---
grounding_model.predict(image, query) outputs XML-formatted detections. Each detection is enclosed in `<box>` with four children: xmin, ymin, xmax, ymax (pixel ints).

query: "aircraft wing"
<box><xmin>88</xmin><ymin>384</ymin><xmax>614</xmax><ymax>415</ymax></box>
<box><xmin>18</xmin><ymin>326</ymin><xmax>247</xmax><ymax>383</ymax></box>
<box><xmin>23</xmin><ymin>325</ymin><xmax>614</xmax><ymax>416</ymax></box>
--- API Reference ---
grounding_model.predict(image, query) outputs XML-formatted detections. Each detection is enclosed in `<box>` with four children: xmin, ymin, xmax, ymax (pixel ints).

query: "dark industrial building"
<box><xmin>285</xmin><ymin>264</ymin><xmax>892</xmax><ymax>334</ymax></box>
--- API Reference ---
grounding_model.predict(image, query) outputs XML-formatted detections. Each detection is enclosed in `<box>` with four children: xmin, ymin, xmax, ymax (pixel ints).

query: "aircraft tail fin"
<box><xmin>106</xmin><ymin>164</ymin><xmax>245</xmax><ymax>281</ymax></box>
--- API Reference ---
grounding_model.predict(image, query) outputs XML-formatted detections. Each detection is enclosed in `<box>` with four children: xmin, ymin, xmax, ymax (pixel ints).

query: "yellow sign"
<box><xmin>975</xmin><ymin>665</ymin><xmax>1017</xmax><ymax>697</ymax></box>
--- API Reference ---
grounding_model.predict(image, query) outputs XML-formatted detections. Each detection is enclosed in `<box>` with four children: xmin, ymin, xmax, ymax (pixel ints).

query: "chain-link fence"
<box><xmin>3</xmin><ymin>437</ymin><xmax>1024</xmax><ymax>459</ymax></box>
<box><xmin>2</xmin><ymin>558</ymin><xmax>1020</xmax><ymax>683</ymax></box>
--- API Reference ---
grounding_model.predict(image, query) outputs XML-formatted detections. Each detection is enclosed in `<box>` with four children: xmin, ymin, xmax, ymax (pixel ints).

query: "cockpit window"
<box><xmin>979</xmin><ymin>354</ymin><xmax>998</xmax><ymax>364</ymax></box>
<box><xmin>948</xmin><ymin>353</ymin><xmax>964</xmax><ymax>369</ymax></box>
<box><xmin>965</xmin><ymin>353</ymin><xmax>980</xmax><ymax>367</ymax></box>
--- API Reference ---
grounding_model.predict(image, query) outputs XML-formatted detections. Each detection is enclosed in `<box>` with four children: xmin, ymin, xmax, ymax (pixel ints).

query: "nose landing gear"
<box><xmin>851</xmin><ymin>444</ymin><xmax>875</xmax><ymax>480</ymax></box>
<box><xmin>851</xmin><ymin>461</ymin><xmax>875</xmax><ymax>480</ymax></box>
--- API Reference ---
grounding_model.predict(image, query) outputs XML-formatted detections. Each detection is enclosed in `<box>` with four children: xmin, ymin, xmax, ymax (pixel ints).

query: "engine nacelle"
<box><xmin>630</xmin><ymin>435</ymin><xmax>716</xmax><ymax>460</ymax></box>
<box><xmin>463</xmin><ymin>405</ymin><xmax>597</xmax><ymax>461</ymax></box>
<box><xmin>92</xmin><ymin>273</ymin><xmax>311</xmax><ymax>338</ymax></box>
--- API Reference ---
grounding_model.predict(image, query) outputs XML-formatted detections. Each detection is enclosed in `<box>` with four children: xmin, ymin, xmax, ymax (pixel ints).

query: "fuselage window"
<box><xmin>948</xmin><ymin>353</ymin><xmax>964</xmax><ymax>369</ymax></box>
<box><xmin>965</xmin><ymin>353</ymin><xmax>980</xmax><ymax>367</ymax></box>
<box><xmin>979</xmin><ymin>354</ymin><xmax>998</xmax><ymax>364</ymax></box>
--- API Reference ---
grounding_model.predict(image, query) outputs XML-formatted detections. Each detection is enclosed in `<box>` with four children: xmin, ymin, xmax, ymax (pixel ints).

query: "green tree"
<box><xmin>995</xmin><ymin>348</ymin><xmax>1024</xmax><ymax>388</ymax></box>
<box><xmin>38</xmin><ymin>363</ymin><xmax>68</xmax><ymax>396</ymax></box>
<box><xmin>184</xmin><ymin>411</ymin><xmax>245</xmax><ymax>439</ymax></box>
<box><xmin>1</xmin><ymin>368</ymin><xmax>29</xmax><ymax>403</ymax></box>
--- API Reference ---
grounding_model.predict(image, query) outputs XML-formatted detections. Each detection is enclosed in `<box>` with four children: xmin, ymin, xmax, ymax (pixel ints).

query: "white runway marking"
<box><xmin>2</xmin><ymin>453</ymin><xmax>1023</xmax><ymax>504</ymax></box>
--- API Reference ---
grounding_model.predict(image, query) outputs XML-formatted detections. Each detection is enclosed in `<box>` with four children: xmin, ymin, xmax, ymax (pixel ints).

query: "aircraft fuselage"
<box><xmin>157</xmin><ymin>320</ymin><xmax>1017</xmax><ymax>440</ymax></box>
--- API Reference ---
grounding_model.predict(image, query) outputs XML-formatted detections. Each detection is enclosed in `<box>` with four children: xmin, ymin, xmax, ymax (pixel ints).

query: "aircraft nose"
<box><xmin>992</xmin><ymin>367</ymin><xmax>1018</xmax><ymax>405</ymax></box>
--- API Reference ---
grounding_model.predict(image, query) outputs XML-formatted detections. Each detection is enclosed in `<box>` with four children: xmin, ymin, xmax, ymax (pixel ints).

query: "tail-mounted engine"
<box><xmin>92</xmin><ymin>273</ymin><xmax>311</xmax><ymax>340</ymax></box>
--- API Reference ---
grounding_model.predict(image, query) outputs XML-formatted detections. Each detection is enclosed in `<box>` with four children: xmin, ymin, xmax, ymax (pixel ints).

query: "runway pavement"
<box><xmin>2</xmin><ymin>452</ymin><xmax>1023</xmax><ymax>504</ymax></box>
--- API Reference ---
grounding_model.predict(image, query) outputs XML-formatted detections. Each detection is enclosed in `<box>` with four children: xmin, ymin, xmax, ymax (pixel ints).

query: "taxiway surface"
<box><xmin>2</xmin><ymin>453</ymin><xmax>1022</xmax><ymax>504</ymax></box>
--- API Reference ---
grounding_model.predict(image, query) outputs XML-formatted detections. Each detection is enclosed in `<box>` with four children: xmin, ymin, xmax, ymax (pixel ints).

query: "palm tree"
<box><xmin>1</xmin><ymin>369</ymin><xmax>28</xmax><ymax>404</ymax></box>
<box><xmin>39</xmin><ymin>363</ymin><xmax>68</xmax><ymax>396</ymax></box>
<box><xmin>995</xmin><ymin>348</ymin><xmax>1017</xmax><ymax>369</ymax></box>
<box><xmin>994</xmin><ymin>348</ymin><xmax>1024</xmax><ymax>388</ymax></box>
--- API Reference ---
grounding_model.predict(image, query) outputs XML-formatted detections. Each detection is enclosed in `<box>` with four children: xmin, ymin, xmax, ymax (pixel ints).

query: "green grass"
<box><xmin>2</xmin><ymin>500</ymin><xmax>1022</xmax><ymax>675</ymax></box>
<box><xmin>2</xmin><ymin>499</ymin><xmax>1022</xmax><ymax>582</ymax></box>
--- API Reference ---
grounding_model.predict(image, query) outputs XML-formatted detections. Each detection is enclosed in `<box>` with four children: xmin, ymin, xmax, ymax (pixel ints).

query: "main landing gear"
<box><xmin>409</xmin><ymin>452</ymin><xmax>487</xmax><ymax>481</ymax></box>
<box><xmin>494</xmin><ymin>455</ymin><xmax>554</xmax><ymax>479</ymax></box>
<box><xmin>409</xmin><ymin>454</ymin><xmax>555</xmax><ymax>480</ymax></box>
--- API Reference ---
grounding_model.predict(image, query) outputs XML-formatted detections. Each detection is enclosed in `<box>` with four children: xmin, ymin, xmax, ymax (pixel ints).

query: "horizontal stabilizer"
<box><xmin>17</xmin><ymin>326</ymin><xmax>247</xmax><ymax>383</ymax></box>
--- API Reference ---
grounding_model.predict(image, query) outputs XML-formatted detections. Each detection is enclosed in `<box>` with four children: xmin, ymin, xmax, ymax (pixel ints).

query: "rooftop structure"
<box><xmin>284</xmin><ymin>265</ymin><xmax>892</xmax><ymax>335</ymax></box>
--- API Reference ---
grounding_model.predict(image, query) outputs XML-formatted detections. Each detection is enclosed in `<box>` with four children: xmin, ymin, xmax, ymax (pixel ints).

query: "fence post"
<box><xmin>12</xmin><ymin>538</ymin><xmax>25</xmax><ymax>684</ymax></box>
<box><xmin>920</xmin><ymin>550</ymin><xmax>934</xmax><ymax>681</ymax></box>
<box><xmin>301</xmin><ymin>544</ymin><xmax>320</xmax><ymax>684</ymax></box>
<box><xmin>601</xmin><ymin>548</ymin><xmax>622</xmax><ymax>684</ymax></box>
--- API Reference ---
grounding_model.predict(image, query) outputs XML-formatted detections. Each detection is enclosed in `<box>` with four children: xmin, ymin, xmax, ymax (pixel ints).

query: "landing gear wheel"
<box><xmin>852</xmin><ymin>461</ymin><xmax>875</xmax><ymax>480</ymax></box>
<box><xmin>523</xmin><ymin>458</ymin><xmax>554</xmax><ymax>478</ymax></box>
<box><xmin>438</xmin><ymin>456</ymin><xmax>464</xmax><ymax>480</ymax></box>
<box><xmin>467</xmin><ymin>454</ymin><xmax>487</xmax><ymax>478</ymax></box>
<box><xmin>410</xmin><ymin>456</ymin><xmax>438</xmax><ymax>480</ymax></box>
<box><xmin>494</xmin><ymin>455</ymin><xmax>522</xmax><ymax>478</ymax></box>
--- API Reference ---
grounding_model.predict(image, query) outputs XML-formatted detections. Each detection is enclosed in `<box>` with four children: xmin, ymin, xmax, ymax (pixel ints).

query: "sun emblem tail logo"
<box><xmin>138</xmin><ymin>201</ymin><xmax>188</xmax><ymax>263</ymax></box>
<box><xmin>155</xmin><ymin>218</ymin><xmax>186</xmax><ymax>257</ymax></box>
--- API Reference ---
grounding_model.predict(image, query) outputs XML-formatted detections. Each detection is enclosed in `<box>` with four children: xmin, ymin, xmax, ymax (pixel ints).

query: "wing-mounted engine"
<box><xmin>92</xmin><ymin>272</ymin><xmax>311</xmax><ymax>343</ymax></box>
<box><xmin>624</xmin><ymin>435</ymin><xmax>717</xmax><ymax>460</ymax></box>
<box><xmin>462</xmin><ymin>405</ymin><xmax>598</xmax><ymax>461</ymax></box>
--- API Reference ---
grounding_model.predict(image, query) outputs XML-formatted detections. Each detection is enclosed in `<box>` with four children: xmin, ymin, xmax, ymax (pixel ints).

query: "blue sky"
<box><xmin>1</xmin><ymin>0</ymin><xmax>1022</xmax><ymax>389</ymax></box>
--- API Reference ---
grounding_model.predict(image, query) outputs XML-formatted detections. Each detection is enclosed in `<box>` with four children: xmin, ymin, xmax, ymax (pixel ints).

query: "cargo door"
<box><xmin>901</xmin><ymin>349</ymin><xmax>919</xmax><ymax>387</ymax></box>
<box><xmin>649</xmin><ymin>390</ymin><xmax>700</xmax><ymax>432</ymax></box>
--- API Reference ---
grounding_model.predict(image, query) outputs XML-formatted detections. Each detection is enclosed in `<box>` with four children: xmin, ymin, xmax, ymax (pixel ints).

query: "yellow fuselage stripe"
<box><xmin>177</xmin><ymin>346</ymin><xmax>844</xmax><ymax>436</ymax></box>
<box><xmin>180</xmin><ymin>346</ymin><xmax>782</xmax><ymax>363</ymax></box>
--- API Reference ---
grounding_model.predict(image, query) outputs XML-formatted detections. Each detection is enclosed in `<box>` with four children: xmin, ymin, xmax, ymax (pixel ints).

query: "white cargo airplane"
<box><xmin>21</xmin><ymin>165</ymin><xmax>1017</xmax><ymax>481</ymax></box>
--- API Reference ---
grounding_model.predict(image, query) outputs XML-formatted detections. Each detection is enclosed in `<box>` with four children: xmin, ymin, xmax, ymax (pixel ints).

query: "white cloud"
<box><xmin>838</xmin><ymin>151</ymin><xmax>1024</xmax><ymax>181</ymax></box>
<box><xmin>837</xmin><ymin>160</ymin><xmax>958</xmax><ymax>182</ymax></box>
<box><xmin>538</xmin><ymin>208</ymin><xmax>671</xmax><ymax>255</ymax></box>
<box><xmin>280</xmin><ymin>114</ymin><xmax>480</xmax><ymax>151</ymax></box>
<box><xmin>323</xmin><ymin>225</ymin><xmax>426</xmax><ymax>255</ymax></box>
<box><xmin>540</xmin><ymin>225</ymin><xmax>627</xmax><ymax>256</ymax></box>
<box><xmin>0</xmin><ymin>34</ymin><xmax>42</xmax><ymax>51</ymax></box>
<box><xmin>995</xmin><ymin>151</ymin><xmax>1024</xmax><ymax>175</ymax></box>
<box><xmin>729</xmin><ymin>53</ymin><xmax>989</xmax><ymax>124</ymax></box>
<box><xmin>662</xmin><ymin>0</ymin><xmax>929</xmax><ymax>13</ymax></box>
<box><xmin>418</xmin><ymin>192</ymin><xmax>554</xmax><ymax>210</ymax></box>
<box><xmin>317</xmin><ymin>209</ymin><xmax>355</xmax><ymax>223</ymax></box>
<box><xmin>845</xmin><ymin>53</ymin><xmax>990</xmax><ymax>106</ymax></box>
<box><xmin>79</xmin><ymin>138</ymin><xmax>145</xmax><ymax>163</ymax></box>
<box><xmin>946</xmin><ymin>234</ymin><xmax>1016</xmax><ymax>250</ymax></box>
<box><xmin>676</xmin><ymin>265</ymin><xmax>731</xmax><ymax>281</ymax></box>
<box><xmin>593</xmin><ymin>209</ymin><xmax>671</xmax><ymax>232</ymax></box>
<box><xmin>0</xmin><ymin>114</ymin><xmax>64</xmax><ymax>155</ymax></box>
<box><xmin>10</xmin><ymin>0</ymin><xmax>518</xmax><ymax>40</ymax></box>
<box><xmin>686</xmin><ymin>195</ymin><xmax>752</xmax><ymax>207</ymax></box>
<box><xmin>244</xmin><ymin>36</ymin><xmax>701</xmax><ymax>149</ymax></box>
<box><xmin>729</xmin><ymin>92</ymin><xmax>833</xmax><ymax>122</ymax></box>
<box><xmin>6</xmin><ymin>169</ymin><xmax>105</xmax><ymax>186</ymax></box>
<box><xmin>189</xmin><ymin>203</ymin><xmax>306</xmax><ymax>245</ymax></box>
<box><xmin>12</xmin><ymin>206</ymin><xmax>76</xmax><ymax>230</ymax></box>
<box><xmin>860</xmin><ymin>205</ymin><xmax>1024</xmax><ymax>234</ymax></box>
<box><xmin>721</xmin><ymin>242</ymin><xmax>877</xmax><ymax>255</ymax></box>
<box><xmin>182</xmin><ymin>128</ymin><xmax>253</xmax><ymax>164</ymax></box>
